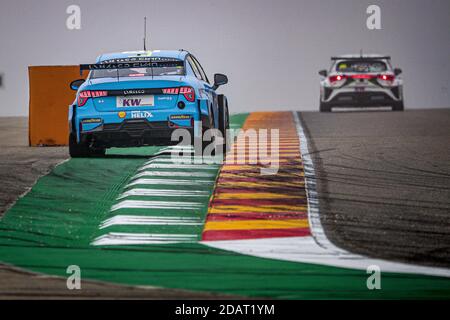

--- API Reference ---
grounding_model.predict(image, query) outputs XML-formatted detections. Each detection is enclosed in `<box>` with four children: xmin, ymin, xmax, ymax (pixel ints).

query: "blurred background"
<box><xmin>0</xmin><ymin>0</ymin><xmax>449</xmax><ymax>116</ymax></box>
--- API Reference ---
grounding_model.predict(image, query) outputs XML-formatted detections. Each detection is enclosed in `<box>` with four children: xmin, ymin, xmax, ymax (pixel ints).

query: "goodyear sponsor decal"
<box><xmin>170</xmin><ymin>114</ymin><xmax>191</xmax><ymax>120</ymax></box>
<box><xmin>81</xmin><ymin>118</ymin><xmax>102</xmax><ymax>123</ymax></box>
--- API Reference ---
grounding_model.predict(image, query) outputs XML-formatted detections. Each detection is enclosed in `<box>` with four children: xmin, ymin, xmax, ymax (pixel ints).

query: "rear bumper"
<box><xmin>325</xmin><ymin>91</ymin><xmax>400</xmax><ymax>107</ymax></box>
<box><xmin>81</xmin><ymin>119</ymin><xmax>194</xmax><ymax>148</ymax></box>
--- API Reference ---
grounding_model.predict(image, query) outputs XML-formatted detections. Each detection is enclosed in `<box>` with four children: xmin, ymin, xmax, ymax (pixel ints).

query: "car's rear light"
<box><xmin>179</xmin><ymin>86</ymin><xmax>195</xmax><ymax>102</ymax></box>
<box><xmin>162</xmin><ymin>88</ymin><xmax>180</xmax><ymax>94</ymax></box>
<box><xmin>77</xmin><ymin>90</ymin><xmax>107</xmax><ymax>107</ymax></box>
<box><xmin>329</xmin><ymin>75</ymin><xmax>345</xmax><ymax>83</ymax></box>
<box><xmin>377</xmin><ymin>74</ymin><xmax>395</xmax><ymax>86</ymax></box>
<box><xmin>162</xmin><ymin>87</ymin><xmax>195</xmax><ymax>102</ymax></box>
<box><xmin>328</xmin><ymin>75</ymin><xmax>347</xmax><ymax>87</ymax></box>
<box><xmin>378</xmin><ymin>74</ymin><xmax>395</xmax><ymax>82</ymax></box>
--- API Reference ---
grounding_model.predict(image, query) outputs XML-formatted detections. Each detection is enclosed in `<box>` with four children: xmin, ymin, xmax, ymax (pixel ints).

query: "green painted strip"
<box><xmin>1</xmin><ymin>112</ymin><xmax>450</xmax><ymax>299</ymax></box>
<box><xmin>229</xmin><ymin>113</ymin><xmax>249</xmax><ymax>130</ymax></box>
<box><xmin>1</xmin><ymin>243</ymin><xmax>450</xmax><ymax>299</ymax></box>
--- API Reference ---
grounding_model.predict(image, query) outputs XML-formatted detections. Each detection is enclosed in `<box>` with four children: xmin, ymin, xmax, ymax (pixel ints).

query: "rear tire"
<box><xmin>69</xmin><ymin>133</ymin><xmax>89</xmax><ymax>158</ymax></box>
<box><xmin>320</xmin><ymin>101</ymin><xmax>332</xmax><ymax>112</ymax></box>
<box><xmin>217</xmin><ymin>95</ymin><xmax>230</xmax><ymax>156</ymax></box>
<box><xmin>69</xmin><ymin>133</ymin><xmax>105</xmax><ymax>157</ymax></box>
<box><xmin>91</xmin><ymin>148</ymin><xmax>106</xmax><ymax>157</ymax></box>
<box><xmin>392</xmin><ymin>101</ymin><xmax>404</xmax><ymax>111</ymax></box>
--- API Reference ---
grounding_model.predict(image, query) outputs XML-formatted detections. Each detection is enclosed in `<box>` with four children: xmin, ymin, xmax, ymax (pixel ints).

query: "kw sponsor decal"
<box><xmin>131</xmin><ymin>111</ymin><xmax>153</xmax><ymax>119</ymax></box>
<box><xmin>123</xmin><ymin>98</ymin><xmax>142</xmax><ymax>106</ymax></box>
<box><xmin>117</xmin><ymin>95</ymin><xmax>154</xmax><ymax>107</ymax></box>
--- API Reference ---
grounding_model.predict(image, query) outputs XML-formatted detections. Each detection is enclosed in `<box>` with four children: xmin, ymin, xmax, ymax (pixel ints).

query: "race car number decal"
<box><xmin>116</xmin><ymin>95</ymin><xmax>154</xmax><ymax>107</ymax></box>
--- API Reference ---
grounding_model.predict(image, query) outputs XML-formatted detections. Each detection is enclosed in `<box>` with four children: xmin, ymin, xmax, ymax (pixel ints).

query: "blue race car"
<box><xmin>68</xmin><ymin>50</ymin><xmax>229</xmax><ymax>157</ymax></box>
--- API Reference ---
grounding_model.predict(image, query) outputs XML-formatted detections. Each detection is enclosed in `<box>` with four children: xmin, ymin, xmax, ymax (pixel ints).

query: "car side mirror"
<box><xmin>318</xmin><ymin>69</ymin><xmax>328</xmax><ymax>77</ymax></box>
<box><xmin>213</xmin><ymin>73</ymin><xmax>228</xmax><ymax>90</ymax></box>
<box><xmin>70</xmin><ymin>79</ymin><xmax>85</xmax><ymax>90</ymax></box>
<box><xmin>394</xmin><ymin>68</ymin><xmax>402</xmax><ymax>76</ymax></box>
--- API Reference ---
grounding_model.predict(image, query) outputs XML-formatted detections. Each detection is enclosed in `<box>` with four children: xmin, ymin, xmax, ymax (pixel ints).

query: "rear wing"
<box><xmin>331</xmin><ymin>56</ymin><xmax>391</xmax><ymax>61</ymax></box>
<box><xmin>79</xmin><ymin>57</ymin><xmax>184</xmax><ymax>75</ymax></box>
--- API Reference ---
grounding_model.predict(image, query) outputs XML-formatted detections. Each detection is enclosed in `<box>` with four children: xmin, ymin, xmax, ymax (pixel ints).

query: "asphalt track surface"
<box><xmin>299</xmin><ymin>109</ymin><xmax>450</xmax><ymax>268</ymax></box>
<box><xmin>0</xmin><ymin>117</ymin><xmax>67</xmax><ymax>217</ymax></box>
<box><xmin>0</xmin><ymin>109</ymin><xmax>449</xmax><ymax>298</ymax></box>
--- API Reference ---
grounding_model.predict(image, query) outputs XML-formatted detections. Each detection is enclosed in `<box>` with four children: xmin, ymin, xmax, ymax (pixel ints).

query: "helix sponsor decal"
<box><xmin>131</xmin><ymin>111</ymin><xmax>153</xmax><ymax>119</ymax></box>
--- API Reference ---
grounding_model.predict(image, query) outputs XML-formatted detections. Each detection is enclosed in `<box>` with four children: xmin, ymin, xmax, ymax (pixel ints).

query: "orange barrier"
<box><xmin>28</xmin><ymin>66</ymin><xmax>87</xmax><ymax>146</ymax></box>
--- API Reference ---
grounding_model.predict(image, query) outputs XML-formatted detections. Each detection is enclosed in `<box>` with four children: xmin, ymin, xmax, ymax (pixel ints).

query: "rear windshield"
<box><xmin>335</xmin><ymin>60</ymin><xmax>387</xmax><ymax>73</ymax></box>
<box><xmin>90</xmin><ymin>61</ymin><xmax>185</xmax><ymax>79</ymax></box>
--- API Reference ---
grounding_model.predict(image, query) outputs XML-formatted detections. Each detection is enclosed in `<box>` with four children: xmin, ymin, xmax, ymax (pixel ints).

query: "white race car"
<box><xmin>318</xmin><ymin>54</ymin><xmax>404</xmax><ymax>112</ymax></box>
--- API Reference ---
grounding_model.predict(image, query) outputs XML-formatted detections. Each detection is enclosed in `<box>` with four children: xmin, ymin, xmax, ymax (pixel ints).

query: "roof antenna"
<box><xmin>143</xmin><ymin>17</ymin><xmax>147</xmax><ymax>51</ymax></box>
<box><xmin>360</xmin><ymin>48</ymin><xmax>363</xmax><ymax>58</ymax></box>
